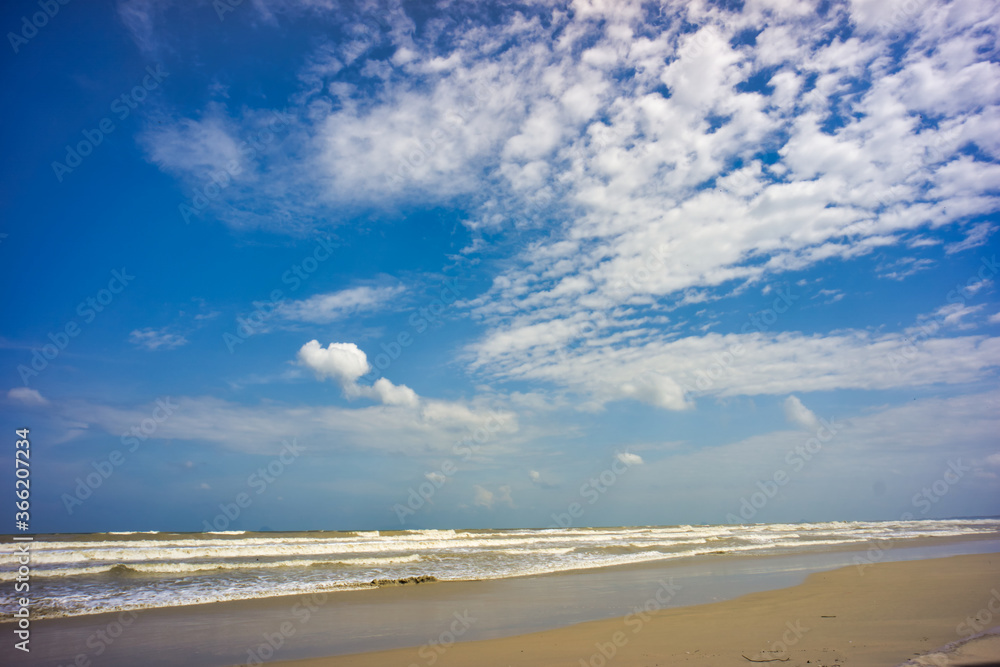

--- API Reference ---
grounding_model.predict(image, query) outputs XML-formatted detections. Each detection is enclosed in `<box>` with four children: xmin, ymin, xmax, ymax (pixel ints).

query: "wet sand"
<box><xmin>269</xmin><ymin>552</ymin><xmax>1000</xmax><ymax>667</ymax></box>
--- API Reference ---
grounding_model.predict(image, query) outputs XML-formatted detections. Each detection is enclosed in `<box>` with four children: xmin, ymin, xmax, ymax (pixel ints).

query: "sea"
<box><xmin>2</xmin><ymin>518</ymin><xmax>997</xmax><ymax>620</ymax></box>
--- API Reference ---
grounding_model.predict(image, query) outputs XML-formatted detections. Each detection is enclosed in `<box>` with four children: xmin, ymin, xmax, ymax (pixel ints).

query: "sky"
<box><xmin>1</xmin><ymin>0</ymin><xmax>998</xmax><ymax>533</ymax></box>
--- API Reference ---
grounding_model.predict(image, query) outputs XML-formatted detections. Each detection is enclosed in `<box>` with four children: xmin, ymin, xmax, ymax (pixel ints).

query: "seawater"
<box><xmin>1</xmin><ymin>518</ymin><xmax>997</xmax><ymax>619</ymax></box>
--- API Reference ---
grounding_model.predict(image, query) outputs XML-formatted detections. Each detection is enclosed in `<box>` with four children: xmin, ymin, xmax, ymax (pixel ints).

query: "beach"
<box><xmin>267</xmin><ymin>552</ymin><xmax>1000</xmax><ymax>667</ymax></box>
<box><xmin>6</xmin><ymin>532</ymin><xmax>998</xmax><ymax>667</ymax></box>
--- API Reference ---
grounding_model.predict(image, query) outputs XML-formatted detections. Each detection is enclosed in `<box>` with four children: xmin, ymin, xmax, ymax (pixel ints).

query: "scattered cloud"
<box><xmin>278</xmin><ymin>285</ymin><xmax>404</xmax><ymax>323</ymax></box>
<box><xmin>129</xmin><ymin>327</ymin><xmax>189</xmax><ymax>351</ymax></box>
<box><xmin>616</xmin><ymin>451</ymin><xmax>644</xmax><ymax>466</ymax></box>
<box><xmin>7</xmin><ymin>387</ymin><xmax>49</xmax><ymax>406</ymax></box>
<box><xmin>784</xmin><ymin>395</ymin><xmax>819</xmax><ymax>431</ymax></box>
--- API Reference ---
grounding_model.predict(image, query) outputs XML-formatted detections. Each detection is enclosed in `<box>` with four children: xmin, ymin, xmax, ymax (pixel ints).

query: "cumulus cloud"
<box><xmin>7</xmin><ymin>387</ymin><xmax>48</xmax><ymax>406</ymax></box>
<box><xmin>783</xmin><ymin>395</ymin><xmax>820</xmax><ymax>431</ymax></box>
<box><xmin>298</xmin><ymin>340</ymin><xmax>371</xmax><ymax>387</ymax></box>
<box><xmin>297</xmin><ymin>339</ymin><xmax>420</xmax><ymax>408</ymax></box>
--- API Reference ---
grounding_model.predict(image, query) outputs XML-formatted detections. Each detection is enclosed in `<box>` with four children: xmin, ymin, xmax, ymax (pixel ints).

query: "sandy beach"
<box><xmin>11</xmin><ymin>537</ymin><xmax>998</xmax><ymax>667</ymax></box>
<box><xmin>268</xmin><ymin>552</ymin><xmax>1000</xmax><ymax>667</ymax></box>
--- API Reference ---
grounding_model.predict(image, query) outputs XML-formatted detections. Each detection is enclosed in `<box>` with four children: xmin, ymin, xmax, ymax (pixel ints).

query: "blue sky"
<box><xmin>2</xmin><ymin>0</ymin><xmax>999</xmax><ymax>533</ymax></box>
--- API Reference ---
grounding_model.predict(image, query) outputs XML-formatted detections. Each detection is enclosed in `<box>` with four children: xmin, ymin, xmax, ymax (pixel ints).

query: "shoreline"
<box><xmin>10</xmin><ymin>531</ymin><xmax>998</xmax><ymax>624</ymax></box>
<box><xmin>267</xmin><ymin>552</ymin><xmax>1000</xmax><ymax>667</ymax></box>
<box><xmin>7</xmin><ymin>535</ymin><xmax>998</xmax><ymax>666</ymax></box>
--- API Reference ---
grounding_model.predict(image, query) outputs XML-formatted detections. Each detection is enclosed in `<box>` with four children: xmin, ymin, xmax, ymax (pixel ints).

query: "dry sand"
<box><xmin>265</xmin><ymin>553</ymin><xmax>1000</xmax><ymax>667</ymax></box>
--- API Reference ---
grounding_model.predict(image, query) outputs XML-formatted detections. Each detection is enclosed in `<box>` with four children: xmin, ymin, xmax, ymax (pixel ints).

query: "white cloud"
<box><xmin>473</xmin><ymin>485</ymin><xmax>494</xmax><ymax>508</ymax></box>
<box><xmin>371</xmin><ymin>377</ymin><xmax>419</xmax><ymax>407</ymax></box>
<box><xmin>473</xmin><ymin>484</ymin><xmax>513</xmax><ymax>509</ymax></box>
<box><xmin>616</xmin><ymin>451</ymin><xmax>644</xmax><ymax>466</ymax></box>
<box><xmin>783</xmin><ymin>395</ymin><xmax>819</xmax><ymax>431</ymax></box>
<box><xmin>141</xmin><ymin>104</ymin><xmax>245</xmax><ymax>178</ymax></box>
<box><xmin>466</xmin><ymin>327</ymin><xmax>1000</xmax><ymax>411</ymax></box>
<box><xmin>298</xmin><ymin>340</ymin><xmax>371</xmax><ymax>387</ymax></box>
<box><xmin>63</xmin><ymin>393</ymin><xmax>520</xmax><ymax>457</ymax></box>
<box><xmin>7</xmin><ymin>387</ymin><xmax>48</xmax><ymax>406</ymax></box>
<box><xmin>945</xmin><ymin>222</ymin><xmax>996</xmax><ymax>255</ymax></box>
<box><xmin>278</xmin><ymin>285</ymin><xmax>404</xmax><ymax>323</ymax></box>
<box><xmin>129</xmin><ymin>328</ymin><xmax>189</xmax><ymax>351</ymax></box>
<box><xmin>425</xmin><ymin>471</ymin><xmax>447</xmax><ymax>486</ymax></box>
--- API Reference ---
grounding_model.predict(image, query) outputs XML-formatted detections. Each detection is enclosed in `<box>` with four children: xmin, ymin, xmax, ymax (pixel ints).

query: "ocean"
<box><xmin>3</xmin><ymin>518</ymin><xmax>997</xmax><ymax>620</ymax></box>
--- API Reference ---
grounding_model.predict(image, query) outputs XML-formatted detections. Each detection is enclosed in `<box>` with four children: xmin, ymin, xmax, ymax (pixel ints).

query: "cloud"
<box><xmin>473</xmin><ymin>485</ymin><xmax>494</xmax><ymax>508</ymax></box>
<box><xmin>426</xmin><ymin>471</ymin><xmax>447</xmax><ymax>486</ymax></box>
<box><xmin>298</xmin><ymin>340</ymin><xmax>371</xmax><ymax>387</ymax></box>
<box><xmin>371</xmin><ymin>377</ymin><xmax>419</xmax><ymax>407</ymax></box>
<box><xmin>297</xmin><ymin>339</ymin><xmax>420</xmax><ymax>407</ymax></box>
<box><xmin>278</xmin><ymin>285</ymin><xmax>404</xmax><ymax>323</ymax></box>
<box><xmin>62</xmin><ymin>392</ymin><xmax>519</xmax><ymax>456</ymax></box>
<box><xmin>473</xmin><ymin>484</ymin><xmax>513</xmax><ymax>510</ymax></box>
<box><xmin>129</xmin><ymin>328</ymin><xmax>189</xmax><ymax>351</ymax></box>
<box><xmin>616</xmin><ymin>451</ymin><xmax>644</xmax><ymax>466</ymax></box>
<box><xmin>7</xmin><ymin>388</ymin><xmax>48</xmax><ymax>406</ymax></box>
<box><xmin>783</xmin><ymin>395</ymin><xmax>820</xmax><ymax>431</ymax></box>
<box><xmin>945</xmin><ymin>222</ymin><xmax>996</xmax><ymax>255</ymax></box>
<box><xmin>467</xmin><ymin>325</ymin><xmax>1000</xmax><ymax>411</ymax></box>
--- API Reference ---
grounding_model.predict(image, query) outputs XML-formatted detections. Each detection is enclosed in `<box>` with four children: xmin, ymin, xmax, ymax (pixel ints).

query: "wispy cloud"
<box><xmin>278</xmin><ymin>285</ymin><xmax>404</xmax><ymax>323</ymax></box>
<box><xmin>129</xmin><ymin>327</ymin><xmax>189</xmax><ymax>351</ymax></box>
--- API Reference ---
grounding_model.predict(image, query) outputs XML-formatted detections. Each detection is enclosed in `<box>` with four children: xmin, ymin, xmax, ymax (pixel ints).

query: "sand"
<box><xmin>265</xmin><ymin>553</ymin><xmax>1000</xmax><ymax>667</ymax></box>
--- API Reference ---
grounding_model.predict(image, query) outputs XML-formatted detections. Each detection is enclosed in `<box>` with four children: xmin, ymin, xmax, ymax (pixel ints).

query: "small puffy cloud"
<box><xmin>616</xmin><ymin>451</ymin><xmax>644</xmax><ymax>466</ymax></box>
<box><xmin>298</xmin><ymin>340</ymin><xmax>371</xmax><ymax>386</ymax></box>
<box><xmin>784</xmin><ymin>395</ymin><xmax>819</xmax><ymax>431</ymax></box>
<box><xmin>7</xmin><ymin>387</ymin><xmax>48</xmax><ymax>406</ymax></box>
<box><xmin>528</xmin><ymin>469</ymin><xmax>540</xmax><ymax>482</ymax></box>
<box><xmin>297</xmin><ymin>340</ymin><xmax>421</xmax><ymax>407</ymax></box>
<box><xmin>990</xmin><ymin>312</ymin><xmax>1000</xmax><ymax>324</ymax></box>
<box><xmin>425</xmin><ymin>471</ymin><xmax>446</xmax><ymax>486</ymax></box>
<box><xmin>129</xmin><ymin>328</ymin><xmax>189</xmax><ymax>351</ymax></box>
<box><xmin>370</xmin><ymin>377</ymin><xmax>419</xmax><ymax>407</ymax></box>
